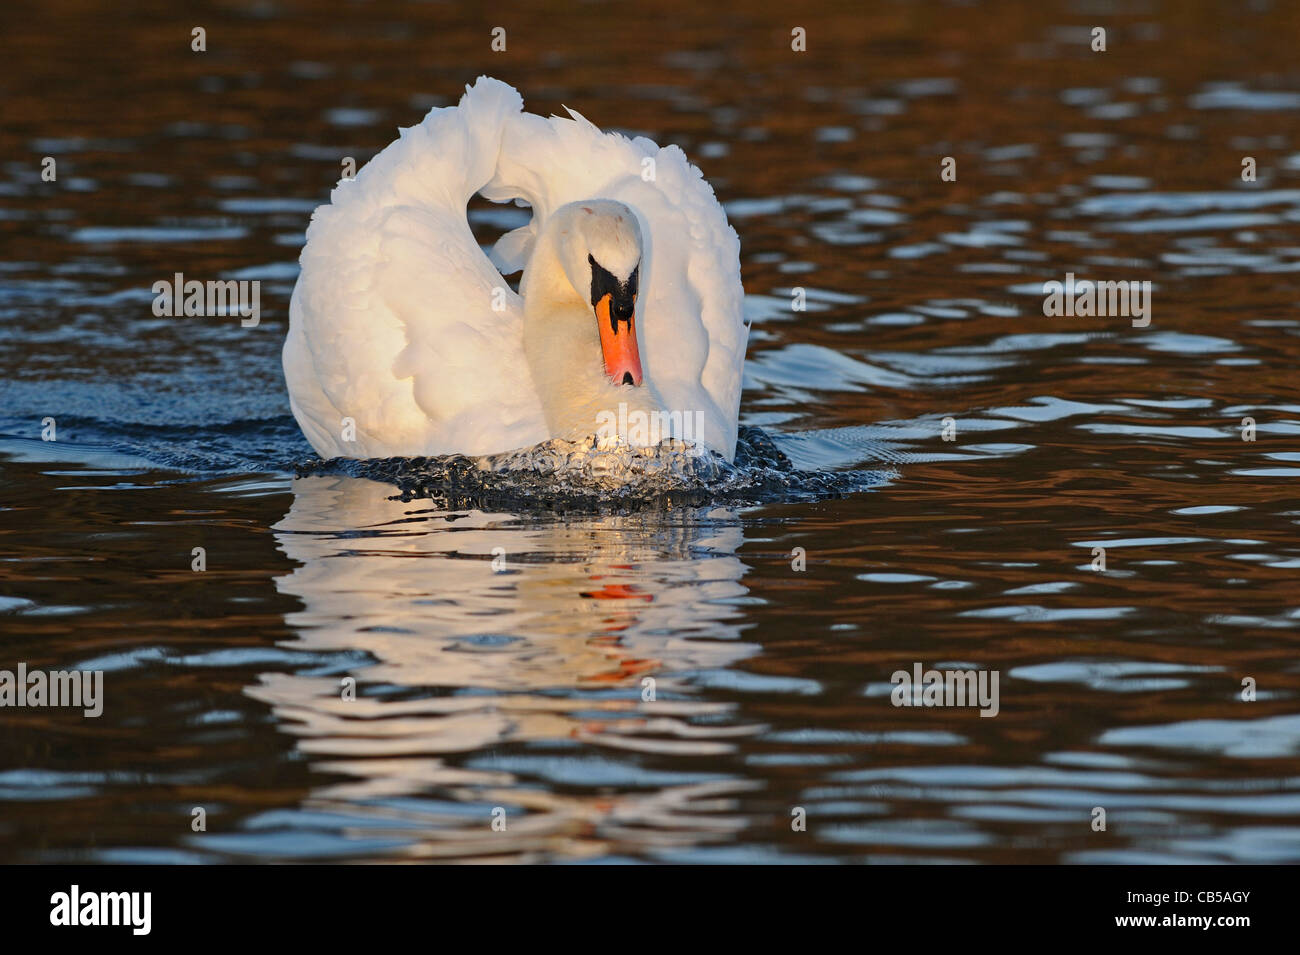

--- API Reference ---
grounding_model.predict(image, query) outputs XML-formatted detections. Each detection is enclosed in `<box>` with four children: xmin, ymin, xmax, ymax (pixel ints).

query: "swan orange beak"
<box><xmin>595</xmin><ymin>292</ymin><xmax>643</xmax><ymax>386</ymax></box>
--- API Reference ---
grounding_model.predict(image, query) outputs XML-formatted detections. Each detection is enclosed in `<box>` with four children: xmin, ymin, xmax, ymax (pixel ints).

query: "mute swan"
<box><xmin>283</xmin><ymin>76</ymin><xmax>748</xmax><ymax>463</ymax></box>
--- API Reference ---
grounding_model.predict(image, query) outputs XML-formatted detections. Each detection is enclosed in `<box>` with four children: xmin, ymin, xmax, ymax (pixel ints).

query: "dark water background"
<box><xmin>2</xmin><ymin>0</ymin><xmax>1300</xmax><ymax>862</ymax></box>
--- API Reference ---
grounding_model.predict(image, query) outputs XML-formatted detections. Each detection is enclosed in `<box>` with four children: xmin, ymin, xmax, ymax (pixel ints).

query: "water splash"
<box><xmin>293</xmin><ymin>426</ymin><xmax>892</xmax><ymax>511</ymax></box>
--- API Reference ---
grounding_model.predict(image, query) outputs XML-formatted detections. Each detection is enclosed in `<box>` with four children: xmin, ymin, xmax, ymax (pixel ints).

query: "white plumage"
<box><xmin>283</xmin><ymin>76</ymin><xmax>747</xmax><ymax>462</ymax></box>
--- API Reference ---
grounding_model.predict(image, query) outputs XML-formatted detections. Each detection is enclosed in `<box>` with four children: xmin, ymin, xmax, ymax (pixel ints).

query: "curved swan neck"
<box><xmin>520</xmin><ymin>228</ymin><xmax>583</xmax><ymax>316</ymax></box>
<box><xmin>521</xmin><ymin>218</ymin><xmax>662</xmax><ymax>440</ymax></box>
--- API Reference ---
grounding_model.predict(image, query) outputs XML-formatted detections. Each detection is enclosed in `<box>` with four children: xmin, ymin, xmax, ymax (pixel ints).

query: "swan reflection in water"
<box><xmin>250</xmin><ymin>474</ymin><xmax>763</xmax><ymax>860</ymax></box>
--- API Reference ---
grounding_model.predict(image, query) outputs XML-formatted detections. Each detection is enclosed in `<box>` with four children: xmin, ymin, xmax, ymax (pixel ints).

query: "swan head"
<box><xmin>522</xmin><ymin>198</ymin><xmax>666</xmax><ymax>445</ymax></box>
<box><xmin>548</xmin><ymin>199</ymin><xmax>644</xmax><ymax>387</ymax></box>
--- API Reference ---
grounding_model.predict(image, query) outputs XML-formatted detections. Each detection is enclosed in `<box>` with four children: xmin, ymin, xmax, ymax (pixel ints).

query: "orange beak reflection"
<box><xmin>595</xmin><ymin>293</ymin><xmax>643</xmax><ymax>386</ymax></box>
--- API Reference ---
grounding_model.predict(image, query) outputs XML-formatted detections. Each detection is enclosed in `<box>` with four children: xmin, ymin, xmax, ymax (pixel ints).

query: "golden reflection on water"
<box><xmin>253</xmin><ymin>476</ymin><xmax>762</xmax><ymax>859</ymax></box>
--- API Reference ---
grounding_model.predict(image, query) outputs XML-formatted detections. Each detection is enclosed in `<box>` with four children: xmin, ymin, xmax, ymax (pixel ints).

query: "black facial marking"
<box><xmin>589</xmin><ymin>254</ymin><xmax>639</xmax><ymax>333</ymax></box>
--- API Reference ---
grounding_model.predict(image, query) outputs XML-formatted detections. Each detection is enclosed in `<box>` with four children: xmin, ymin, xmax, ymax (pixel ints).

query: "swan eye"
<box><xmin>589</xmin><ymin>255</ymin><xmax>639</xmax><ymax>328</ymax></box>
<box><xmin>588</xmin><ymin>254</ymin><xmax>620</xmax><ymax>307</ymax></box>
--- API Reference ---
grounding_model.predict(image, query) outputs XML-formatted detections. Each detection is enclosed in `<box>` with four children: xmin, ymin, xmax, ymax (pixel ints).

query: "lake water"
<box><xmin>2</xmin><ymin>0</ymin><xmax>1300</xmax><ymax>863</ymax></box>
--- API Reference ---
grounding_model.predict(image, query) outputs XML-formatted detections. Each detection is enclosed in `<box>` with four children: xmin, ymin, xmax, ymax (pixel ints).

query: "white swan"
<box><xmin>283</xmin><ymin>76</ymin><xmax>747</xmax><ymax>462</ymax></box>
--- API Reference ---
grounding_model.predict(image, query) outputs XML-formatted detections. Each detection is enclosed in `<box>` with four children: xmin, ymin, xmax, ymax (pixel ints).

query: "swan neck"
<box><xmin>521</xmin><ymin>229</ymin><xmax>661</xmax><ymax>441</ymax></box>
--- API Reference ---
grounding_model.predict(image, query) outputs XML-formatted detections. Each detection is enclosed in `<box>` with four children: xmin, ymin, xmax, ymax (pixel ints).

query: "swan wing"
<box><xmin>284</xmin><ymin>78</ymin><xmax>547</xmax><ymax>458</ymax></box>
